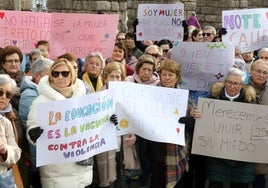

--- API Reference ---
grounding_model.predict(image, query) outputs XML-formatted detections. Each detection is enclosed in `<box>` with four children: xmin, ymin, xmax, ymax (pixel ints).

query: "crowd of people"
<box><xmin>0</xmin><ymin>9</ymin><xmax>267</xmax><ymax>188</ymax></box>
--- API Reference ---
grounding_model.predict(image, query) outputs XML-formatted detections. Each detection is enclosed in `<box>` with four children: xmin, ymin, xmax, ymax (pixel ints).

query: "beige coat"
<box><xmin>0</xmin><ymin>115</ymin><xmax>21</xmax><ymax>174</ymax></box>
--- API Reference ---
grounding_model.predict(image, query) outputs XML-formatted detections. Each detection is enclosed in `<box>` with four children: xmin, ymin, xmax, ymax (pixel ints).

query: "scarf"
<box><xmin>249</xmin><ymin>77</ymin><xmax>266</xmax><ymax>103</ymax></box>
<box><xmin>82</xmin><ymin>73</ymin><xmax>103</xmax><ymax>93</ymax></box>
<box><xmin>166</xmin><ymin>144</ymin><xmax>188</xmax><ymax>188</ymax></box>
<box><xmin>96</xmin><ymin>150</ymin><xmax>117</xmax><ymax>187</ymax></box>
<box><xmin>50</xmin><ymin>82</ymin><xmax>73</xmax><ymax>98</ymax></box>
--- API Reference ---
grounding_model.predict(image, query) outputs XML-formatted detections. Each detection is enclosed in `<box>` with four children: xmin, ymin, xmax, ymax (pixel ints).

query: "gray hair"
<box><xmin>29</xmin><ymin>49</ymin><xmax>45</xmax><ymax>61</ymax></box>
<box><xmin>226</xmin><ymin>67</ymin><xmax>246</xmax><ymax>83</ymax></box>
<box><xmin>84</xmin><ymin>52</ymin><xmax>105</xmax><ymax>70</ymax></box>
<box><xmin>0</xmin><ymin>74</ymin><xmax>17</xmax><ymax>94</ymax></box>
<box><xmin>145</xmin><ymin>45</ymin><xmax>163</xmax><ymax>57</ymax></box>
<box><xmin>30</xmin><ymin>58</ymin><xmax>54</xmax><ymax>75</ymax></box>
<box><xmin>258</xmin><ymin>48</ymin><xmax>268</xmax><ymax>57</ymax></box>
<box><xmin>203</xmin><ymin>25</ymin><xmax>216</xmax><ymax>35</ymax></box>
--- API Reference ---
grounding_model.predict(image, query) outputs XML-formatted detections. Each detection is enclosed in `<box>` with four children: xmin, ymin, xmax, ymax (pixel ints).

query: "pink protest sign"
<box><xmin>0</xmin><ymin>10</ymin><xmax>51</xmax><ymax>53</ymax></box>
<box><xmin>50</xmin><ymin>13</ymin><xmax>119</xmax><ymax>59</ymax></box>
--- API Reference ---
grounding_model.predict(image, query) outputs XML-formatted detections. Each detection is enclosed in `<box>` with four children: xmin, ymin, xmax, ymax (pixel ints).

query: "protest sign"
<box><xmin>0</xmin><ymin>10</ymin><xmax>51</xmax><ymax>53</ymax></box>
<box><xmin>109</xmin><ymin>82</ymin><xmax>188</xmax><ymax>146</ymax></box>
<box><xmin>49</xmin><ymin>13</ymin><xmax>119</xmax><ymax>59</ymax></box>
<box><xmin>136</xmin><ymin>3</ymin><xmax>184</xmax><ymax>41</ymax></box>
<box><xmin>222</xmin><ymin>8</ymin><xmax>268</xmax><ymax>53</ymax></box>
<box><xmin>171</xmin><ymin>42</ymin><xmax>234</xmax><ymax>91</ymax></box>
<box><xmin>36</xmin><ymin>90</ymin><xmax>118</xmax><ymax>166</ymax></box>
<box><xmin>0</xmin><ymin>10</ymin><xmax>119</xmax><ymax>59</ymax></box>
<box><xmin>192</xmin><ymin>98</ymin><xmax>268</xmax><ymax>163</ymax></box>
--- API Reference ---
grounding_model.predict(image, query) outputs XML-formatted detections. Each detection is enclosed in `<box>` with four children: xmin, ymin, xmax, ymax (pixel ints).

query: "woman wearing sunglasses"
<box><xmin>0</xmin><ymin>74</ymin><xmax>30</xmax><ymax>188</ymax></box>
<box><xmin>26</xmin><ymin>58</ymin><xmax>93</xmax><ymax>188</ymax></box>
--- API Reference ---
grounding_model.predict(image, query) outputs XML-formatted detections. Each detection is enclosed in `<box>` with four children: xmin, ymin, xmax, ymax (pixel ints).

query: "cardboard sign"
<box><xmin>192</xmin><ymin>98</ymin><xmax>268</xmax><ymax>163</ymax></box>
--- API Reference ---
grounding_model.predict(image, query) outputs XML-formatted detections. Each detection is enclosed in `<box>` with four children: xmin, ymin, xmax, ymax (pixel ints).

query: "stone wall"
<box><xmin>1</xmin><ymin>0</ymin><xmax>268</xmax><ymax>32</ymax></box>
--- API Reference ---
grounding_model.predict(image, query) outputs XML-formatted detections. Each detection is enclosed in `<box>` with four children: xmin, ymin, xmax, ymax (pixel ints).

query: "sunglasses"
<box><xmin>162</xmin><ymin>49</ymin><xmax>169</xmax><ymax>54</ymax></box>
<box><xmin>0</xmin><ymin>90</ymin><xmax>13</xmax><ymax>99</ymax></box>
<box><xmin>117</xmin><ymin>38</ymin><xmax>125</xmax><ymax>41</ymax></box>
<box><xmin>51</xmin><ymin>71</ymin><xmax>70</xmax><ymax>78</ymax></box>
<box><xmin>202</xmin><ymin>33</ymin><xmax>212</xmax><ymax>37</ymax></box>
<box><xmin>146</xmin><ymin>53</ymin><xmax>159</xmax><ymax>58</ymax></box>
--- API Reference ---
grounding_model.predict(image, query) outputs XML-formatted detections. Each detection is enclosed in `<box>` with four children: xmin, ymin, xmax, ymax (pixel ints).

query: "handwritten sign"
<box><xmin>136</xmin><ymin>3</ymin><xmax>184</xmax><ymax>41</ymax></box>
<box><xmin>36</xmin><ymin>90</ymin><xmax>118</xmax><ymax>167</ymax></box>
<box><xmin>222</xmin><ymin>8</ymin><xmax>268</xmax><ymax>53</ymax></box>
<box><xmin>171</xmin><ymin>42</ymin><xmax>234</xmax><ymax>91</ymax></box>
<box><xmin>50</xmin><ymin>13</ymin><xmax>119</xmax><ymax>59</ymax></box>
<box><xmin>109</xmin><ymin>82</ymin><xmax>188</xmax><ymax>145</ymax></box>
<box><xmin>192</xmin><ymin>98</ymin><xmax>268</xmax><ymax>163</ymax></box>
<box><xmin>0</xmin><ymin>10</ymin><xmax>119</xmax><ymax>59</ymax></box>
<box><xmin>0</xmin><ymin>10</ymin><xmax>51</xmax><ymax>53</ymax></box>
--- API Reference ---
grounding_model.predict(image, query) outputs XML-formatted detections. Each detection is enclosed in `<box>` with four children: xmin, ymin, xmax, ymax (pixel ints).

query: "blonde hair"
<box><xmin>102</xmin><ymin>61</ymin><xmax>126</xmax><ymax>84</ymax></box>
<box><xmin>251</xmin><ymin>59</ymin><xmax>268</xmax><ymax>71</ymax></box>
<box><xmin>49</xmin><ymin>58</ymin><xmax>76</xmax><ymax>85</ymax></box>
<box><xmin>160</xmin><ymin>59</ymin><xmax>181</xmax><ymax>84</ymax></box>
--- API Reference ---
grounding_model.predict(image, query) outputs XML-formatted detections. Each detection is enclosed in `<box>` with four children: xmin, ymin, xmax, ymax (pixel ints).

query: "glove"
<box><xmin>110</xmin><ymin>114</ymin><xmax>118</xmax><ymax>125</ymax></box>
<box><xmin>29</xmin><ymin>127</ymin><xmax>44</xmax><ymax>142</ymax></box>
<box><xmin>182</xmin><ymin>20</ymin><xmax>188</xmax><ymax>29</ymax></box>
<box><xmin>178</xmin><ymin>116</ymin><xmax>196</xmax><ymax>133</ymax></box>
<box><xmin>218</xmin><ymin>27</ymin><xmax>227</xmax><ymax>36</ymax></box>
<box><xmin>179</xmin><ymin>116</ymin><xmax>194</xmax><ymax>124</ymax></box>
<box><xmin>133</xmin><ymin>18</ymin><xmax>139</xmax><ymax>27</ymax></box>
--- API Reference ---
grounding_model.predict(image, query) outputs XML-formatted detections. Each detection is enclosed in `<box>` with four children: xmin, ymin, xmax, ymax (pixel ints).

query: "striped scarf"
<box><xmin>166</xmin><ymin>144</ymin><xmax>188</xmax><ymax>188</ymax></box>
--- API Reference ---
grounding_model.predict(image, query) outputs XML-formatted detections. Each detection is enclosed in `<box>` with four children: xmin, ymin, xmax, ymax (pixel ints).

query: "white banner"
<box><xmin>36</xmin><ymin>89</ymin><xmax>118</xmax><ymax>166</ymax></box>
<box><xmin>171</xmin><ymin>42</ymin><xmax>234</xmax><ymax>91</ymax></box>
<box><xmin>109</xmin><ymin>82</ymin><xmax>188</xmax><ymax>146</ymax></box>
<box><xmin>137</xmin><ymin>3</ymin><xmax>184</xmax><ymax>41</ymax></box>
<box><xmin>222</xmin><ymin>8</ymin><xmax>268</xmax><ymax>53</ymax></box>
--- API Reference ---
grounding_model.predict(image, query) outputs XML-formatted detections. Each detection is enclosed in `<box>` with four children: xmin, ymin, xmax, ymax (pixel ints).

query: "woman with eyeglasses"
<box><xmin>26</xmin><ymin>58</ymin><xmax>93</xmax><ymax>188</ymax></box>
<box><xmin>247</xmin><ymin>59</ymin><xmax>268</xmax><ymax>188</ymax></box>
<box><xmin>0</xmin><ymin>45</ymin><xmax>25</xmax><ymax>111</ymax></box>
<box><xmin>193</xmin><ymin>67</ymin><xmax>256</xmax><ymax>188</ymax></box>
<box><xmin>0</xmin><ymin>74</ymin><xmax>29</xmax><ymax>188</ymax></box>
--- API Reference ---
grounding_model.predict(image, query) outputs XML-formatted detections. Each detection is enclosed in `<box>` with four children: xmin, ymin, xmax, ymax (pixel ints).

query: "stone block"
<box><xmin>119</xmin><ymin>2</ymin><xmax>127</xmax><ymax>11</ymax></box>
<box><xmin>111</xmin><ymin>2</ymin><xmax>119</xmax><ymax>11</ymax></box>
<box><xmin>91</xmin><ymin>1</ymin><xmax>111</xmax><ymax>11</ymax></box>
<box><xmin>73</xmin><ymin>1</ymin><xmax>82</xmax><ymax>10</ymax></box>
<box><xmin>80</xmin><ymin>1</ymin><xmax>89</xmax><ymax>10</ymax></box>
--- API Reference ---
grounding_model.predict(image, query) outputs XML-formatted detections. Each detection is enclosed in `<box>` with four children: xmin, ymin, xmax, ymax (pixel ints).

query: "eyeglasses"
<box><xmin>51</xmin><ymin>71</ymin><xmax>70</xmax><ymax>78</ymax></box>
<box><xmin>202</xmin><ymin>33</ymin><xmax>212</xmax><ymax>37</ymax></box>
<box><xmin>253</xmin><ymin>69</ymin><xmax>268</xmax><ymax>76</ymax></box>
<box><xmin>198</xmin><ymin>34</ymin><xmax>203</xmax><ymax>36</ymax></box>
<box><xmin>0</xmin><ymin>90</ymin><xmax>13</xmax><ymax>99</ymax></box>
<box><xmin>5</xmin><ymin>59</ymin><xmax>20</xmax><ymax>64</ymax></box>
<box><xmin>146</xmin><ymin>53</ymin><xmax>159</xmax><ymax>58</ymax></box>
<box><xmin>225</xmin><ymin>80</ymin><xmax>242</xmax><ymax>87</ymax></box>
